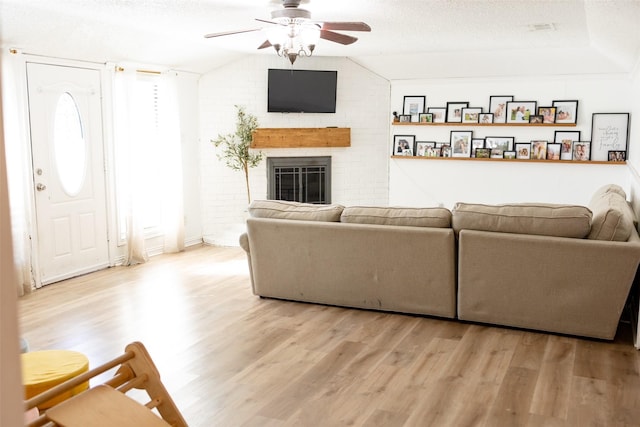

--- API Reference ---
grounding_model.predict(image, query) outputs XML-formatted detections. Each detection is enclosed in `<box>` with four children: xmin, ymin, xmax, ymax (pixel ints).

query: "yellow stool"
<box><xmin>22</xmin><ymin>350</ymin><xmax>90</xmax><ymax>409</ymax></box>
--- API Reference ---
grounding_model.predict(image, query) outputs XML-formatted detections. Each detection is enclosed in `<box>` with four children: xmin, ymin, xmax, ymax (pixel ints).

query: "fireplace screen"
<box><xmin>267</xmin><ymin>156</ymin><xmax>331</xmax><ymax>204</ymax></box>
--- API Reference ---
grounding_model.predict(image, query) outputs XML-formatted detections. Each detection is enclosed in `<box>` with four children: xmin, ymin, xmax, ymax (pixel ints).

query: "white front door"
<box><xmin>27</xmin><ymin>62</ymin><xmax>109</xmax><ymax>285</ymax></box>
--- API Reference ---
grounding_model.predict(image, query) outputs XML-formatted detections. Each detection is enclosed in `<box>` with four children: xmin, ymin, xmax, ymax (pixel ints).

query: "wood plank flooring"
<box><xmin>18</xmin><ymin>244</ymin><xmax>640</xmax><ymax>426</ymax></box>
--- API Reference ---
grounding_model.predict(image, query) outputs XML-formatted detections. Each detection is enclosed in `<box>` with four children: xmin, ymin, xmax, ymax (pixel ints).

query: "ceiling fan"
<box><xmin>204</xmin><ymin>0</ymin><xmax>371</xmax><ymax>64</ymax></box>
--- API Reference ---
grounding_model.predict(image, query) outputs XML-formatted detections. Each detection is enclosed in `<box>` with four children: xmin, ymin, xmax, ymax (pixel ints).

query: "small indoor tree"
<box><xmin>211</xmin><ymin>105</ymin><xmax>263</xmax><ymax>204</ymax></box>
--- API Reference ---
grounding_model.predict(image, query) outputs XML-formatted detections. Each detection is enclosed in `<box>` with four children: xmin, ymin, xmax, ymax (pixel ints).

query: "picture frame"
<box><xmin>608</xmin><ymin>151</ymin><xmax>626</xmax><ymax>162</ymax></box>
<box><xmin>552</xmin><ymin>100</ymin><xmax>578</xmax><ymax>124</ymax></box>
<box><xmin>475</xmin><ymin>148</ymin><xmax>491</xmax><ymax>159</ymax></box>
<box><xmin>547</xmin><ymin>143</ymin><xmax>561</xmax><ymax>160</ymax></box>
<box><xmin>503</xmin><ymin>151</ymin><xmax>516</xmax><ymax>159</ymax></box>
<box><xmin>471</xmin><ymin>138</ymin><xmax>485</xmax><ymax>157</ymax></box>
<box><xmin>403</xmin><ymin>95</ymin><xmax>426</xmax><ymax>122</ymax></box>
<box><xmin>515</xmin><ymin>143</ymin><xmax>531</xmax><ymax>159</ymax></box>
<box><xmin>529</xmin><ymin>115</ymin><xmax>543</xmax><ymax>124</ymax></box>
<box><xmin>441</xmin><ymin>145</ymin><xmax>452</xmax><ymax>158</ymax></box>
<box><xmin>554</xmin><ymin>131</ymin><xmax>581</xmax><ymax>160</ymax></box>
<box><xmin>590</xmin><ymin>113</ymin><xmax>629</xmax><ymax>161</ymax></box>
<box><xmin>399</xmin><ymin>114</ymin><xmax>412</xmax><ymax>123</ymax></box>
<box><xmin>538</xmin><ymin>106</ymin><xmax>557</xmax><ymax>124</ymax></box>
<box><xmin>572</xmin><ymin>141</ymin><xmax>591</xmax><ymax>161</ymax></box>
<box><xmin>414</xmin><ymin>141</ymin><xmax>436</xmax><ymax>156</ymax></box>
<box><xmin>479</xmin><ymin>113</ymin><xmax>493</xmax><ymax>124</ymax></box>
<box><xmin>506</xmin><ymin>101</ymin><xmax>537</xmax><ymax>124</ymax></box>
<box><xmin>427</xmin><ymin>107</ymin><xmax>446</xmax><ymax>123</ymax></box>
<box><xmin>531</xmin><ymin>140</ymin><xmax>548</xmax><ymax>160</ymax></box>
<box><xmin>418</xmin><ymin>113</ymin><xmax>433</xmax><ymax>123</ymax></box>
<box><xmin>484</xmin><ymin>136</ymin><xmax>514</xmax><ymax>158</ymax></box>
<box><xmin>488</xmin><ymin>95</ymin><xmax>513</xmax><ymax>124</ymax></box>
<box><xmin>393</xmin><ymin>135</ymin><xmax>415</xmax><ymax>156</ymax></box>
<box><xmin>461</xmin><ymin>108</ymin><xmax>482</xmax><ymax>123</ymax></box>
<box><xmin>450</xmin><ymin>131</ymin><xmax>473</xmax><ymax>157</ymax></box>
<box><xmin>445</xmin><ymin>102</ymin><xmax>469</xmax><ymax>123</ymax></box>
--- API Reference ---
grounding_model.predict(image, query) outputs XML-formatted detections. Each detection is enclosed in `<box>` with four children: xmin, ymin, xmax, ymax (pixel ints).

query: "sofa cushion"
<box><xmin>248</xmin><ymin>200</ymin><xmax>344</xmax><ymax>222</ymax></box>
<box><xmin>452</xmin><ymin>202</ymin><xmax>592</xmax><ymax>238</ymax></box>
<box><xmin>340</xmin><ymin>206</ymin><xmax>451</xmax><ymax>228</ymax></box>
<box><xmin>590</xmin><ymin>183</ymin><xmax>627</xmax><ymax>200</ymax></box>
<box><xmin>588</xmin><ymin>191</ymin><xmax>635</xmax><ymax>241</ymax></box>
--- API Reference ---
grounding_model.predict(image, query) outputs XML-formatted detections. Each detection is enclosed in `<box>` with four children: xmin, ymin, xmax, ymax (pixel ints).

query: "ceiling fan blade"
<box><xmin>320</xmin><ymin>30</ymin><xmax>358</xmax><ymax>45</ymax></box>
<box><xmin>204</xmin><ymin>28</ymin><xmax>262</xmax><ymax>38</ymax></box>
<box><xmin>257</xmin><ymin>40</ymin><xmax>273</xmax><ymax>50</ymax></box>
<box><xmin>320</xmin><ymin>22</ymin><xmax>371</xmax><ymax>32</ymax></box>
<box><xmin>255</xmin><ymin>18</ymin><xmax>284</xmax><ymax>26</ymax></box>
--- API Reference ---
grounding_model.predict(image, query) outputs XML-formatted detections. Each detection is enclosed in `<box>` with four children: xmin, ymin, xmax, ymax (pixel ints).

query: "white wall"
<box><xmin>389</xmin><ymin>75</ymin><xmax>634</xmax><ymax>208</ymax></box>
<box><xmin>626</xmin><ymin>65</ymin><xmax>640</xmax><ymax>217</ymax></box>
<box><xmin>199</xmin><ymin>55</ymin><xmax>390</xmax><ymax>246</ymax></box>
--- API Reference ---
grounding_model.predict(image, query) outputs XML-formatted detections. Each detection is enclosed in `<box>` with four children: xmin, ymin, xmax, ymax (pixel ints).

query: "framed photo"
<box><xmin>484</xmin><ymin>136</ymin><xmax>514</xmax><ymax>158</ymax></box>
<box><xmin>547</xmin><ymin>143</ymin><xmax>561</xmax><ymax>160</ymax></box>
<box><xmin>471</xmin><ymin>138</ymin><xmax>485</xmax><ymax>157</ymax></box>
<box><xmin>531</xmin><ymin>140</ymin><xmax>548</xmax><ymax>160</ymax></box>
<box><xmin>393</xmin><ymin>135</ymin><xmax>415</xmax><ymax>156</ymax></box>
<box><xmin>538</xmin><ymin>107</ymin><xmax>557</xmax><ymax>124</ymax></box>
<box><xmin>475</xmin><ymin>148</ymin><xmax>491</xmax><ymax>159</ymax></box>
<box><xmin>461</xmin><ymin>108</ymin><xmax>482</xmax><ymax>123</ymax></box>
<box><xmin>427</xmin><ymin>107</ymin><xmax>446</xmax><ymax>123</ymax></box>
<box><xmin>479</xmin><ymin>113</ymin><xmax>493</xmax><ymax>124</ymax></box>
<box><xmin>415</xmin><ymin>141</ymin><xmax>436</xmax><ymax>156</ymax></box>
<box><xmin>418</xmin><ymin>113</ymin><xmax>433</xmax><ymax>123</ymax></box>
<box><xmin>554</xmin><ymin>131</ymin><xmax>581</xmax><ymax>160</ymax></box>
<box><xmin>552</xmin><ymin>100</ymin><xmax>578</xmax><ymax>124</ymax></box>
<box><xmin>573</xmin><ymin>141</ymin><xmax>591</xmax><ymax>161</ymax></box>
<box><xmin>506</xmin><ymin>101</ymin><xmax>537</xmax><ymax>124</ymax></box>
<box><xmin>529</xmin><ymin>115</ymin><xmax>543</xmax><ymax>124</ymax></box>
<box><xmin>450</xmin><ymin>131</ymin><xmax>473</xmax><ymax>157</ymax></box>
<box><xmin>503</xmin><ymin>151</ymin><xmax>516</xmax><ymax>159</ymax></box>
<box><xmin>515</xmin><ymin>143</ymin><xmax>531</xmax><ymax>159</ymax></box>
<box><xmin>591</xmin><ymin>113</ymin><xmax>629</xmax><ymax>161</ymax></box>
<box><xmin>488</xmin><ymin>95</ymin><xmax>513</xmax><ymax>124</ymax></box>
<box><xmin>446</xmin><ymin>102</ymin><xmax>469</xmax><ymax>123</ymax></box>
<box><xmin>608</xmin><ymin>151</ymin><xmax>626</xmax><ymax>162</ymax></box>
<box><xmin>403</xmin><ymin>96</ymin><xmax>426</xmax><ymax>122</ymax></box>
<box><xmin>441</xmin><ymin>145</ymin><xmax>452</xmax><ymax>158</ymax></box>
<box><xmin>399</xmin><ymin>114</ymin><xmax>412</xmax><ymax>123</ymax></box>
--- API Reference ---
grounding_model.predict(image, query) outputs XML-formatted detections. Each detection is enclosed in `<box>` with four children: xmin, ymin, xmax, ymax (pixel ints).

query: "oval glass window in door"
<box><xmin>53</xmin><ymin>92</ymin><xmax>86</xmax><ymax>196</ymax></box>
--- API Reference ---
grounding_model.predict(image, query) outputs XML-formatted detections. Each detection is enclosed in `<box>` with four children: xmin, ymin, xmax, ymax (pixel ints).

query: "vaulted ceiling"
<box><xmin>1</xmin><ymin>0</ymin><xmax>639</xmax><ymax>80</ymax></box>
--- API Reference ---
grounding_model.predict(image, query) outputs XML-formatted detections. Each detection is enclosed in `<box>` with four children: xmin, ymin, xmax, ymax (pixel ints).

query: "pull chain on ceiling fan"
<box><xmin>204</xmin><ymin>0</ymin><xmax>371</xmax><ymax>64</ymax></box>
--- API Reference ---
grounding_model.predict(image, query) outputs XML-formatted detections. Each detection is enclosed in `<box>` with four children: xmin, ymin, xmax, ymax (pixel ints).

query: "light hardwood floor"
<box><xmin>18</xmin><ymin>244</ymin><xmax>640</xmax><ymax>426</ymax></box>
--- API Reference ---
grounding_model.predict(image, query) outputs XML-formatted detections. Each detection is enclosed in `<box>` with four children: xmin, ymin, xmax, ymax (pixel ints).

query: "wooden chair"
<box><xmin>24</xmin><ymin>341</ymin><xmax>188</xmax><ymax>427</ymax></box>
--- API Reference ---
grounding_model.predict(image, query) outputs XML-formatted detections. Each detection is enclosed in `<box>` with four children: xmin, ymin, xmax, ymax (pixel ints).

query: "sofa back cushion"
<box><xmin>340</xmin><ymin>206</ymin><xmax>452</xmax><ymax>228</ymax></box>
<box><xmin>588</xmin><ymin>185</ymin><xmax>635</xmax><ymax>241</ymax></box>
<box><xmin>452</xmin><ymin>202</ymin><xmax>592</xmax><ymax>238</ymax></box>
<box><xmin>248</xmin><ymin>200</ymin><xmax>344</xmax><ymax>222</ymax></box>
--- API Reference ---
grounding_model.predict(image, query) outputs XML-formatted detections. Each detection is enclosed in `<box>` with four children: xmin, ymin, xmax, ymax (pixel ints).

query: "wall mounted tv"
<box><xmin>267</xmin><ymin>69</ymin><xmax>337</xmax><ymax>113</ymax></box>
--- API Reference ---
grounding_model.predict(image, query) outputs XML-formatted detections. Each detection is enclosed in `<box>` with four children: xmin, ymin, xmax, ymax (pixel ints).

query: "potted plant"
<box><xmin>211</xmin><ymin>105</ymin><xmax>263</xmax><ymax>204</ymax></box>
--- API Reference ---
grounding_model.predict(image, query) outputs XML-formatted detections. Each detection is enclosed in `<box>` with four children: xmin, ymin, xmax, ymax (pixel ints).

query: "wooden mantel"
<box><xmin>251</xmin><ymin>127</ymin><xmax>351</xmax><ymax>149</ymax></box>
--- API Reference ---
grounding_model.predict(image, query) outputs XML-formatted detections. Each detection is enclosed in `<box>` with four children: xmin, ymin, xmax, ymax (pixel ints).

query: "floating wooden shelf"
<box><xmin>390</xmin><ymin>155</ymin><xmax>623</xmax><ymax>165</ymax></box>
<box><xmin>392</xmin><ymin>122</ymin><xmax>577</xmax><ymax>127</ymax></box>
<box><xmin>251</xmin><ymin>127</ymin><xmax>351</xmax><ymax>148</ymax></box>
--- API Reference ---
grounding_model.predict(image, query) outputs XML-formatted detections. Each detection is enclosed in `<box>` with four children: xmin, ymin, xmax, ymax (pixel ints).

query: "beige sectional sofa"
<box><xmin>239</xmin><ymin>184</ymin><xmax>640</xmax><ymax>340</ymax></box>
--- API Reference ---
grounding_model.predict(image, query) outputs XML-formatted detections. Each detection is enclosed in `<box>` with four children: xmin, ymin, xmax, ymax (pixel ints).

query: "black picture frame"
<box><xmin>538</xmin><ymin>106</ymin><xmax>557</xmax><ymax>124</ymax></box>
<box><xmin>471</xmin><ymin>138</ymin><xmax>485</xmax><ymax>157</ymax></box>
<box><xmin>547</xmin><ymin>143</ymin><xmax>562</xmax><ymax>160</ymax></box>
<box><xmin>393</xmin><ymin>135</ymin><xmax>415</xmax><ymax>156</ymax></box>
<box><xmin>529</xmin><ymin>115</ymin><xmax>543</xmax><ymax>124</ymax></box>
<box><xmin>479</xmin><ymin>113</ymin><xmax>493</xmax><ymax>124</ymax></box>
<box><xmin>591</xmin><ymin>113</ymin><xmax>629</xmax><ymax>161</ymax></box>
<box><xmin>554</xmin><ymin>131</ymin><xmax>581</xmax><ymax>160</ymax></box>
<box><xmin>446</xmin><ymin>102</ymin><xmax>469</xmax><ymax>123</ymax></box>
<box><xmin>531</xmin><ymin>140</ymin><xmax>548</xmax><ymax>160</ymax></box>
<box><xmin>461</xmin><ymin>108</ymin><xmax>482</xmax><ymax>123</ymax></box>
<box><xmin>503</xmin><ymin>151</ymin><xmax>516</xmax><ymax>159</ymax></box>
<box><xmin>403</xmin><ymin>96</ymin><xmax>426</xmax><ymax>122</ymax></box>
<box><xmin>475</xmin><ymin>148</ymin><xmax>491</xmax><ymax>158</ymax></box>
<box><xmin>608</xmin><ymin>151</ymin><xmax>626</xmax><ymax>162</ymax></box>
<box><xmin>427</xmin><ymin>107</ymin><xmax>447</xmax><ymax>123</ymax></box>
<box><xmin>450</xmin><ymin>131</ymin><xmax>473</xmax><ymax>157</ymax></box>
<box><xmin>414</xmin><ymin>141</ymin><xmax>436</xmax><ymax>156</ymax></box>
<box><xmin>418</xmin><ymin>113</ymin><xmax>433</xmax><ymax>123</ymax></box>
<box><xmin>573</xmin><ymin>141</ymin><xmax>591</xmax><ymax>161</ymax></box>
<box><xmin>515</xmin><ymin>143</ymin><xmax>531</xmax><ymax>159</ymax></box>
<box><xmin>488</xmin><ymin>95</ymin><xmax>513</xmax><ymax>124</ymax></box>
<box><xmin>399</xmin><ymin>114</ymin><xmax>412</xmax><ymax>123</ymax></box>
<box><xmin>506</xmin><ymin>101</ymin><xmax>537</xmax><ymax>124</ymax></box>
<box><xmin>484</xmin><ymin>136</ymin><xmax>514</xmax><ymax>158</ymax></box>
<box><xmin>552</xmin><ymin>100</ymin><xmax>579</xmax><ymax>124</ymax></box>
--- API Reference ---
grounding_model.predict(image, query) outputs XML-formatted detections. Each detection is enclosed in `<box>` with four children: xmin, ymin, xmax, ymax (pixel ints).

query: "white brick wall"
<box><xmin>199</xmin><ymin>55</ymin><xmax>390</xmax><ymax>246</ymax></box>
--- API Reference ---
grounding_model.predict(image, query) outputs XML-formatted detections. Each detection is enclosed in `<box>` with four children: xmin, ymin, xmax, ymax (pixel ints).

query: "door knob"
<box><xmin>36</xmin><ymin>183</ymin><xmax>46</xmax><ymax>191</ymax></box>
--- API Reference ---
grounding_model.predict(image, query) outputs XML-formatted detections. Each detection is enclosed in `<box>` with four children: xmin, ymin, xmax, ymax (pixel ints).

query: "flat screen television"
<box><xmin>267</xmin><ymin>69</ymin><xmax>337</xmax><ymax>113</ymax></box>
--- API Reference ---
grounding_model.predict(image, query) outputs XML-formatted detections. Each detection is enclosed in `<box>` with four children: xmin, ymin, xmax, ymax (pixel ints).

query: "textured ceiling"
<box><xmin>1</xmin><ymin>0</ymin><xmax>639</xmax><ymax>79</ymax></box>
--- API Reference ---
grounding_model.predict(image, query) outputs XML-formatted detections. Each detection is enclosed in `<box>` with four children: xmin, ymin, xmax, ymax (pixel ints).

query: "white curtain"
<box><xmin>112</xmin><ymin>68</ymin><xmax>184</xmax><ymax>264</ymax></box>
<box><xmin>2</xmin><ymin>51</ymin><xmax>34</xmax><ymax>295</ymax></box>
